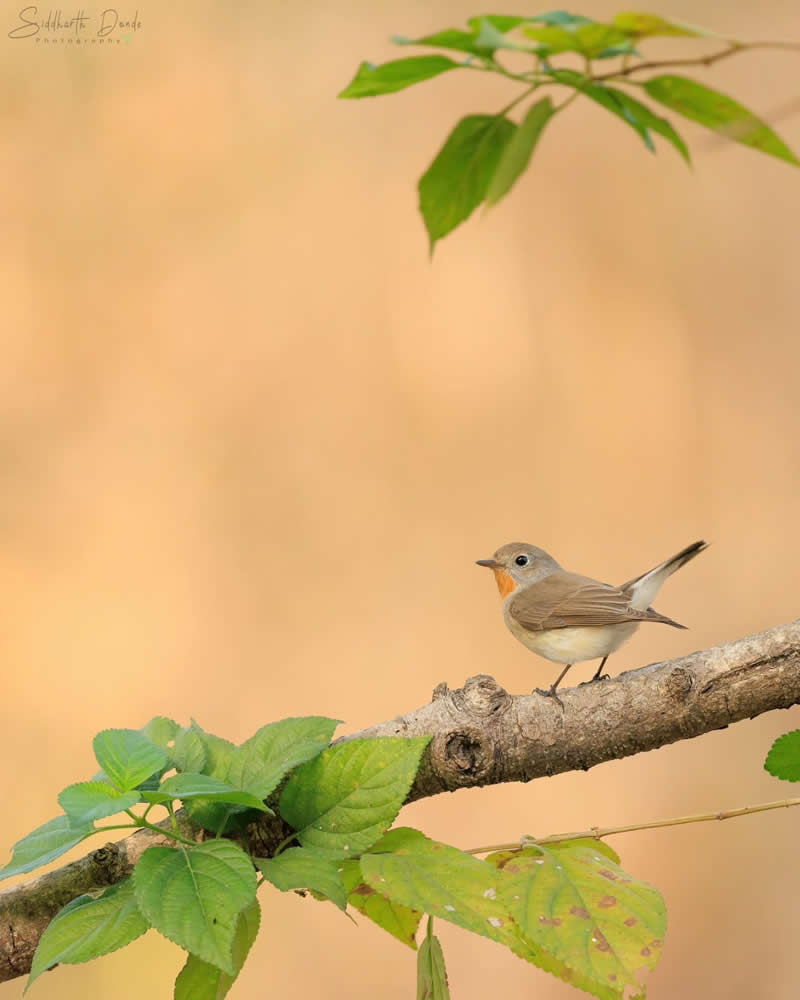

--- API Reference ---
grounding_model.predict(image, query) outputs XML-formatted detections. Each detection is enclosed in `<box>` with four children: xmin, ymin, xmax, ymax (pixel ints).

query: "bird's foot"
<box><xmin>579</xmin><ymin>673</ymin><xmax>610</xmax><ymax>686</ymax></box>
<box><xmin>533</xmin><ymin>686</ymin><xmax>565</xmax><ymax>710</ymax></box>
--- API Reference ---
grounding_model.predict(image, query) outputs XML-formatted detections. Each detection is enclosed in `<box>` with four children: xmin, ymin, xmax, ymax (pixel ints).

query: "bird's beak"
<box><xmin>476</xmin><ymin>559</ymin><xmax>499</xmax><ymax>569</ymax></box>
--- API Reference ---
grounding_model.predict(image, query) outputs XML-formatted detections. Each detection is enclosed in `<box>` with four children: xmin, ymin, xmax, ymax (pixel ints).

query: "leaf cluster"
<box><xmin>1</xmin><ymin>709</ymin><xmax>799</xmax><ymax>998</ymax></box>
<box><xmin>0</xmin><ymin>714</ymin><xmax>666</xmax><ymax>1000</ymax></box>
<box><xmin>339</xmin><ymin>9</ymin><xmax>799</xmax><ymax>251</ymax></box>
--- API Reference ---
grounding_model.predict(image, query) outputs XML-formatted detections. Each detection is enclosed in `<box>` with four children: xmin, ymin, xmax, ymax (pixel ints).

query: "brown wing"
<box><xmin>508</xmin><ymin>571</ymin><xmax>684</xmax><ymax>632</ymax></box>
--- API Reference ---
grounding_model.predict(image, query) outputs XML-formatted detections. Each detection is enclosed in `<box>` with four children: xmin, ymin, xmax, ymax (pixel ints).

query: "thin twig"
<box><xmin>496</xmin><ymin>84</ymin><xmax>539</xmax><ymax>118</ymax></box>
<box><xmin>592</xmin><ymin>40</ymin><xmax>800</xmax><ymax>83</ymax></box>
<box><xmin>465</xmin><ymin>796</ymin><xmax>800</xmax><ymax>855</ymax></box>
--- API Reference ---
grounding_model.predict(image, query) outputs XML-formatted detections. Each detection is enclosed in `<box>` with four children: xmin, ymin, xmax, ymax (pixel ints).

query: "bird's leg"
<box><xmin>590</xmin><ymin>656</ymin><xmax>609</xmax><ymax>682</ymax></box>
<box><xmin>534</xmin><ymin>663</ymin><xmax>572</xmax><ymax>709</ymax></box>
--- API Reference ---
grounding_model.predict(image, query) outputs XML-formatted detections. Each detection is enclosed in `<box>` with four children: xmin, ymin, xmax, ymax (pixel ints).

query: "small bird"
<box><xmin>477</xmin><ymin>540</ymin><xmax>707</xmax><ymax>704</ymax></box>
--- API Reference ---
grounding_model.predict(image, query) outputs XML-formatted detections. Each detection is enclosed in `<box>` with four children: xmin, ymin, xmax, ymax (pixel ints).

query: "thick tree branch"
<box><xmin>1</xmin><ymin>618</ymin><xmax>798</xmax><ymax>984</ymax></box>
<box><xmin>351</xmin><ymin>619</ymin><xmax>800</xmax><ymax>801</ymax></box>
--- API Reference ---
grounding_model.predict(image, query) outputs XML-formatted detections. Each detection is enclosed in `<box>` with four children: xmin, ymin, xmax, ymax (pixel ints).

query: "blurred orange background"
<box><xmin>2</xmin><ymin>0</ymin><xmax>800</xmax><ymax>997</ymax></box>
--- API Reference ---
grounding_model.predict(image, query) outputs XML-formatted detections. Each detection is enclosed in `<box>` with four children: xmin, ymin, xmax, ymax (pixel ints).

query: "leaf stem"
<box><xmin>93</xmin><ymin>823</ymin><xmax>141</xmax><ymax>835</ymax></box>
<box><xmin>135</xmin><ymin>817</ymin><xmax>199</xmax><ymax>848</ymax></box>
<box><xmin>496</xmin><ymin>84</ymin><xmax>540</xmax><ymax>118</ymax></box>
<box><xmin>166</xmin><ymin>803</ymin><xmax>180</xmax><ymax>836</ymax></box>
<box><xmin>460</xmin><ymin>62</ymin><xmax>539</xmax><ymax>86</ymax></box>
<box><xmin>272</xmin><ymin>832</ymin><xmax>298</xmax><ymax>857</ymax></box>
<box><xmin>118</xmin><ymin>807</ymin><xmax>199</xmax><ymax>848</ymax></box>
<box><xmin>464</xmin><ymin>796</ymin><xmax>800</xmax><ymax>855</ymax></box>
<box><xmin>215</xmin><ymin>807</ymin><xmax>233</xmax><ymax>839</ymax></box>
<box><xmin>553</xmin><ymin>88</ymin><xmax>584</xmax><ymax>112</ymax></box>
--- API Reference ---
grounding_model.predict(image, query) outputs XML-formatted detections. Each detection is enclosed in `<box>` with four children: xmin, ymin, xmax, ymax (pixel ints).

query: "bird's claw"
<box><xmin>533</xmin><ymin>686</ymin><xmax>565</xmax><ymax>710</ymax></box>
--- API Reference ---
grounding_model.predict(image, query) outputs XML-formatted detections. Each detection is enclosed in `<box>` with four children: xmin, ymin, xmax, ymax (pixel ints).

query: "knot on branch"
<box><xmin>454</xmin><ymin>674</ymin><xmax>510</xmax><ymax>717</ymax></box>
<box><xmin>665</xmin><ymin>665</ymin><xmax>694</xmax><ymax>702</ymax></box>
<box><xmin>89</xmin><ymin>842</ymin><xmax>127</xmax><ymax>885</ymax></box>
<box><xmin>422</xmin><ymin>677</ymin><xmax>510</xmax><ymax>790</ymax></box>
<box><xmin>430</xmin><ymin>727</ymin><xmax>493</xmax><ymax>787</ymax></box>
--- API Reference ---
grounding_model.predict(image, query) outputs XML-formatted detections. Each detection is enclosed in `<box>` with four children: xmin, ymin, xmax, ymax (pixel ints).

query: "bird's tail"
<box><xmin>622</xmin><ymin>540</ymin><xmax>708</xmax><ymax>611</ymax></box>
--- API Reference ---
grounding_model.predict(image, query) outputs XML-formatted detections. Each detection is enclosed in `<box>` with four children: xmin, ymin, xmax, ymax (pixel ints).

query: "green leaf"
<box><xmin>544</xmin><ymin>837</ymin><xmax>621</xmax><ymax>864</ymax></box>
<box><xmin>27</xmin><ymin>879</ymin><xmax>148</xmax><ymax>988</ymax></box>
<box><xmin>182</xmin><ymin>717</ymin><xmax>337</xmax><ymax>832</ymax></box>
<box><xmin>613</xmin><ymin>12</ymin><xmax>707</xmax><ymax>38</ymax></box>
<box><xmin>172</xmin><ymin>726</ymin><xmax>208</xmax><ymax>774</ymax></box>
<box><xmin>368</xmin><ymin>827</ymin><xmax>430</xmax><ymax>854</ymax></box>
<box><xmin>134</xmin><ymin>718</ymin><xmax>178</xmax><ymax>789</ymax></box>
<box><xmin>179</xmin><ymin>723</ymin><xmax>237</xmax><ymax>780</ymax></box>
<box><xmin>197</xmin><ymin>729</ymin><xmax>238</xmax><ymax>775</ymax></box>
<box><xmin>604</xmin><ymin>90</ymin><xmax>690</xmax><ymax>163</ymax></box>
<box><xmin>256</xmin><ymin>848</ymin><xmax>347</xmax><ymax>911</ymax></box>
<box><xmin>521</xmin><ymin>23</ymin><xmax>578</xmax><ymax>51</ymax></box>
<box><xmin>136</xmin><ymin>772</ymin><xmax>166</xmax><ymax>793</ymax></box>
<box><xmin>134</xmin><ymin>840</ymin><xmax>256</xmax><ymax>974</ymax></box>
<box><xmin>93</xmin><ymin>729</ymin><xmax>169</xmax><ymax>793</ymax></box>
<box><xmin>359</xmin><ymin>827</ymin><xmax>608</xmax><ymax>993</ymax></box>
<box><xmin>417</xmin><ymin>917</ymin><xmax>450</xmax><ymax>1000</ymax></box>
<box><xmin>466</xmin><ymin>15</ymin><xmax>528</xmax><ymax>33</ymax></box>
<box><xmin>523</xmin><ymin>21</ymin><xmax>630</xmax><ymax>57</ymax></box>
<box><xmin>547</xmin><ymin>70</ymin><xmax>654</xmax><ymax>151</ymax></box>
<box><xmin>0</xmin><ymin>816</ymin><xmax>94</xmax><ymax>882</ymax></box>
<box><xmin>418</xmin><ymin>114</ymin><xmax>516</xmax><ymax>251</ymax></box>
<box><xmin>547</xmin><ymin>69</ymin><xmax>689</xmax><ymax>161</ymax></box>
<box><xmin>361</xmin><ymin>829</ymin><xmax>647</xmax><ymax>999</ymax></box>
<box><xmin>509</xmin><ymin>927</ymin><xmax>624</xmax><ymax>999</ymax></box>
<box><xmin>58</xmin><ymin>782</ymin><xmax>141</xmax><ymax>824</ymax></box>
<box><xmin>140</xmin><ymin>716</ymin><xmax>179</xmax><ymax>749</ymax></box>
<box><xmin>470</xmin><ymin>18</ymin><xmax>533</xmax><ymax>53</ymax></box>
<box><xmin>765</xmin><ymin>729</ymin><xmax>800</xmax><ymax>781</ymax></box>
<box><xmin>229</xmin><ymin>716</ymin><xmax>340</xmax><ymax>800</ymax></box>
<box><xmin>174</xmin><ymin>900</ymin><xmax>260</xmax><ymax>1000</ymax></box>
<box><xmin>486</xmin><ymin>98</ymin><xmax>555</xmax><ymax>206</ymax></box>
<box><xmin>142</xmin><ymin>773</ymin><xmax>270</xmax><ymax>812</ymax></box>
<box><xmin>360</xmin><ymin>825</ymin><xmax>590</xmax><ymax>994</ymax></box>
<box><xmin>488</xmin><ymin>841</ymin><xmax>666</xmax><ymax>998</ymax></box>
<box><xmin>644</xmin><ymin>75</ymin><xmax>800</xmax><ymax>165</ymax></box>
<box><xmin>530</xmin><ymin>11</ymin><xmax>592</xmax><ymax>26</ymax></box>
<box><xmin>394</xmin><ymin>19</ymin><xmax>531</xmax><ymax>57</ymax></box>
<box><xmin>279</xmin><ymin>737</ymin><xmax>430</xmax><ymax>859</ymax></box>
<box><xmin>178</xmin><ymin>727</ymin><xmax>239</xmax><ymax>831</ymax></box>
<box><xmin>181</xmin><ymin>802</ymin><xmax>244</xmax><ymax>835</ymax></box>
<box><xmin>393</xmin><ymin>29</ymin><xmax>482</xmax><ymax>55</ymax></box>
<box><xmin>342</xmin><ymin>860</ymin><xmax>422</xmax><ymax>948</ymax></box>
<box><xmin>360</xmin><ymin>829</ymin><xmax>515</xmax><ymax>942</ymax></box>
<box><xmin>339</xmin><ymin>56</ymin><xmax>459</xmax><ymax>99</ymax></box>
<box><xmin>574</xmin><ymin>23</ymin><xmax>634</xmax><ymax>57</ymax></box>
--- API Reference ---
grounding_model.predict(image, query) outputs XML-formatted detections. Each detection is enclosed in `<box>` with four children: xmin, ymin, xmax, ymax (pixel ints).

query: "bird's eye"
<box><xmin>514</xmin><ymin>554</ymin><xmax>529</xmax><ymax>567</ymax></box>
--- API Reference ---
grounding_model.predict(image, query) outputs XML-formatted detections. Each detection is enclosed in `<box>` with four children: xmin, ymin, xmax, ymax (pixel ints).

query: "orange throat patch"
<box><xmin>492</xmin><ymin>568</ymin><xmax>516</xmax><ymax>599</ymax></box>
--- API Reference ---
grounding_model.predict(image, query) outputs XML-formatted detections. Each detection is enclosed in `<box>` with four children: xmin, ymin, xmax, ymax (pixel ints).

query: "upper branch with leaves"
<box><xmin>339</xmin><ymin>10</ymin><xmax>800</xmax><ymax>251</ymax></box>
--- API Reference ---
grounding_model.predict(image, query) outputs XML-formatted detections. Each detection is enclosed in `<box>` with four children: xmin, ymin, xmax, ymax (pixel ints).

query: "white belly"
<box><xmin>503</xmin><ymin>614</ymin><xmax>640</xmax><ymax>665</ymax></box>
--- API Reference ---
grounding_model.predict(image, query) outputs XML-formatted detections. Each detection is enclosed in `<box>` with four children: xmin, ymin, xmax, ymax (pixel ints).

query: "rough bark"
<box><xmin>1</xmin><ymin>618</ymin><xmax>798</xmax><ymax>984</ymax></box>
<box><xmin>352</xmin><ymin>618</ymin><xmax>800</xmax><ymax>800</ymax></box>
